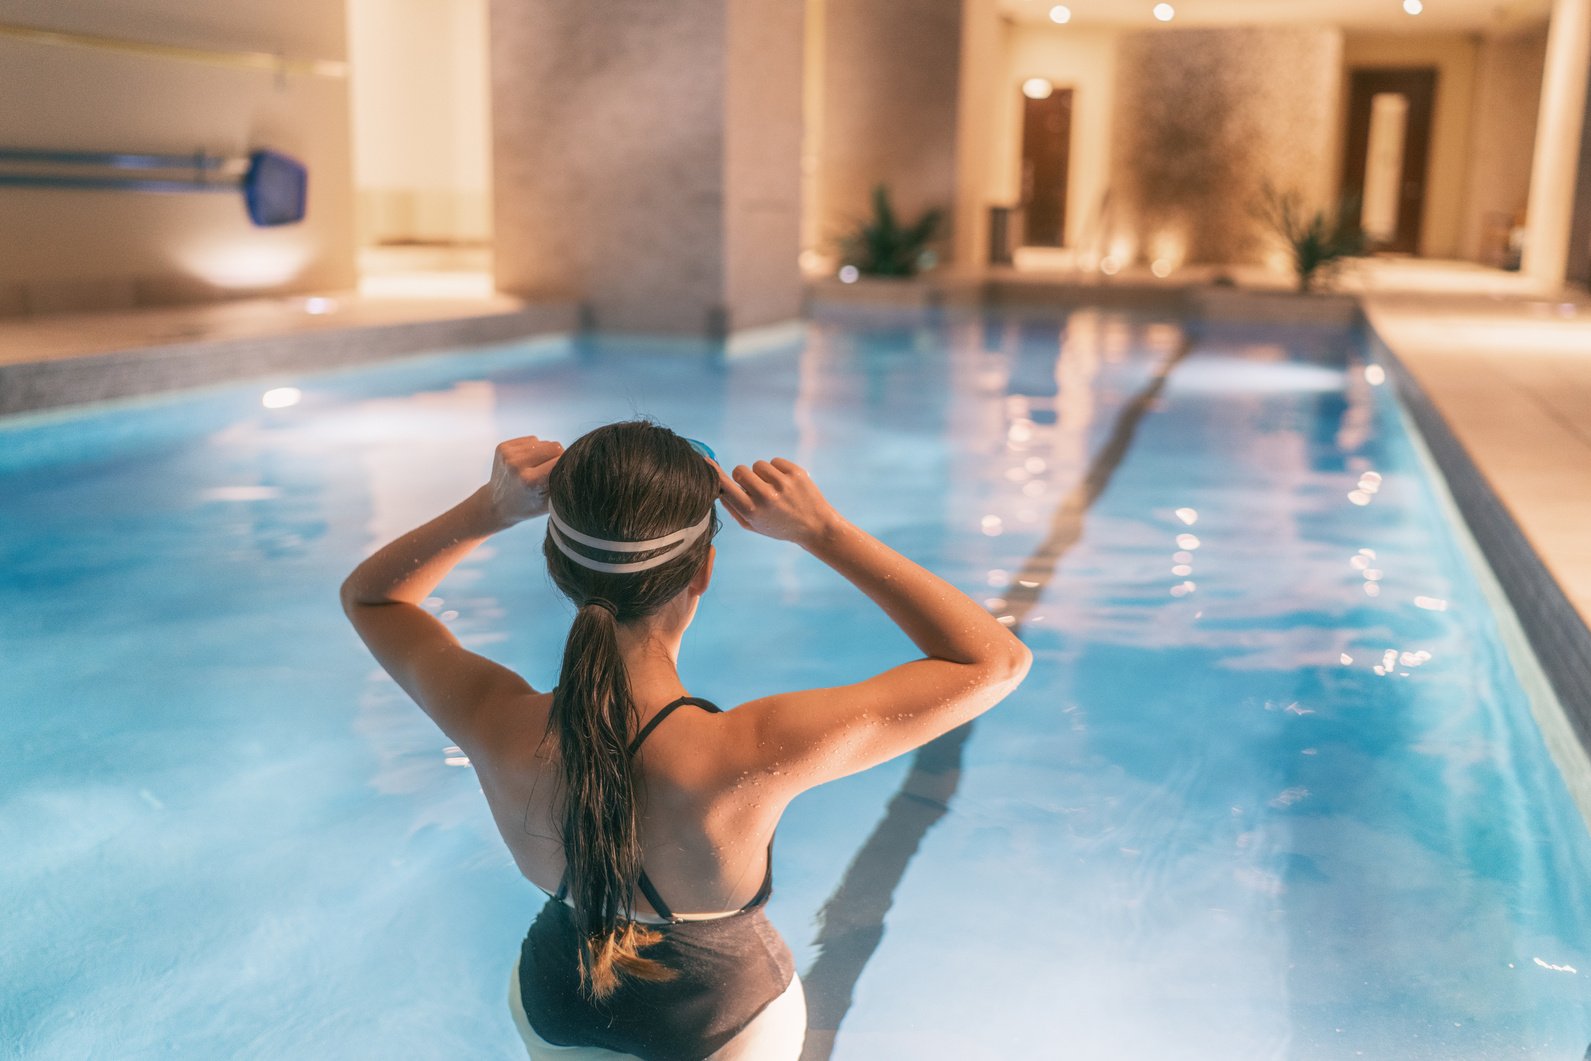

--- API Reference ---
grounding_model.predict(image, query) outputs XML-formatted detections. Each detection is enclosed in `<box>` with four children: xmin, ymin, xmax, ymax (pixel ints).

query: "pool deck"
<box><xmin>1354</xmin><ymin>275</ymin><xmax>1591</xmax><ymax>635</ymax></box>
<box><xmin>0</xmin><ymin>288</ymin><xmax>576</xmax><ymax>416</ymax></box>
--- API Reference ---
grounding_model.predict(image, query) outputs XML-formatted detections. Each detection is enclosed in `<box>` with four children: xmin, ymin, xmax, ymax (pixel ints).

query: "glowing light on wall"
<box><xmin>178</xmin><ymin>238</ymin><xmax>311</xmax><ymax>289</ymax></box>
<box><xmin>261</xmin><ymin>386</ymin><xmax>302</xmax><ymax>409</ymax></box>
<box><xmin>1153</xmin><ymin>3</ymin><xmax>1175</xmax><ymax>21</ymax></box>
<box><xmin>1049</xmin><ymin>5</ymin><xmax>1072</xmax><ymax>23</ymax></box>
<box><xmin>1022</xmin><ymin>78</ymin><xmax>1054</xmax><ymax>100</ymax></box>
<box><xmin>1403</xmin><ymin>0</ymin><xmax>1423</xmax><ymax>13</ymax></box>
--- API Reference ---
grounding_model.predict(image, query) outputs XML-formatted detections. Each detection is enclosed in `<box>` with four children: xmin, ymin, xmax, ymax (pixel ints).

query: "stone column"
<box><xmin>811</xmin><ymin>0</ymin><xmax>963</xmax><ymax>263</ymax></box>
<box><xmin>1523</xmin><ymin>0</ymin><xmax>1591</xmax><ymax>289</ymax></box>
<box><xmin>490</xmin><ymin>0</ymin><xmax>803</xmax><ymax>336</ymax></box>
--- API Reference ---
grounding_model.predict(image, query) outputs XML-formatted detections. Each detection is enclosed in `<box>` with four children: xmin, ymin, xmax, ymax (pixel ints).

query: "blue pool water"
<box><xmin>2</xmin><ymin>310</ymin><xmax>1589</xmax><ymax>1059</ymax></box>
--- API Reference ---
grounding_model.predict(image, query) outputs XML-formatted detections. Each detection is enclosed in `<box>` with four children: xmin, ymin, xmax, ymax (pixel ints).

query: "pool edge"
<box><xmin>1369</xmin><ymin>325</ymin><xmax>1591</xmax><ymax>827</ymax></box>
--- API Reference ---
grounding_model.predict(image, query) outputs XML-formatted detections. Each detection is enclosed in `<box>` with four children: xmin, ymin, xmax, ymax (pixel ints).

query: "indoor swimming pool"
<box><xmin>3</xmin><ymin>309</ymin><xmax>1589</xmax><ymax>1059</ymax></box>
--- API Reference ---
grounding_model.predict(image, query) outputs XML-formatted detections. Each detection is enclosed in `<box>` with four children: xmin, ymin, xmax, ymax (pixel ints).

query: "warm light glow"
<box><xmin>179</xmin><ymin>239</ymin><xmax>311</xmax><ymax>289</ymax></box>
<box><xmin>1099</xmin><ymin>256</ymin><xmax>1121</xmax><ymax>276</ymax></box>
<box><xmin>303</xmin><ymin>297</ymin><xmax>336</xmax><ymax>315</ymax></box>
<box><xmin>1403</xmin><ymin>0</ymin><xmax>1422</xmax><ymax>13</ymax></box>
<box><xmin>1175</xmin><ymin>533</ymin><xmax>1200</xmax><ymax>550</ymax></box>
<box><xmin>1022</xmin><ymin>77</ymin><xmax>1054</xmax><ymax>100</ymax></box>
<box><xmin>261</xmin><ymin>386</ymin><xmax>301</xmax><ymax>409</ymax></box>
<box><xmin>1153</xmin><ymin>3</ymin><xmax>1175</xmax><ymax>21</ymax></box>
<box><xmin>1049</xmin><ymin>4</ymin><xmax>1072</xmax><ymax>23</ymax></box>
<box><xmin>1348</xmin><ymin>490</ymin><xmax>1372</xmax><ymax>506</ymax></box>
<box><xmin>1174</xmin><ymin>507</ymin><xmax>1198</xmax><ymax>525</ymax></box>
<box><xmin>1150</xmin><ymin>258</ymin><xmax>1174</xmax><ymax>278</ymax></box>
<box><xmin>1364</xmin><ymin>364</ymin><xmax>1387</xmax><ymax>385</ymax></box>
<box><xmin>1413</xmin><ymin>596</ymin><xmax>1449</xmax><ymax>611</ymax></box>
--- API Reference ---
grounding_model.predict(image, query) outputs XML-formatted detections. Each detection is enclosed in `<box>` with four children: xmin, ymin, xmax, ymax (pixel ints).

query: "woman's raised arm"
<box><xmin>339</xmin><ymin>436</ymin><xmax>561</xmax><ymax>751</ymax></box>
<box><xmin>714</xmin><ymin>458</ymin><xmax>1031</xmax><ymax>793</ymax></box>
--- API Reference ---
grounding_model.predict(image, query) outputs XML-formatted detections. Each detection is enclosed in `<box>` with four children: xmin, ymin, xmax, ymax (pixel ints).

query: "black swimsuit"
<box><xmin>517</xmin><ymin>697</ymin><xmax>796</xmax><ymax>1061</ymax></box>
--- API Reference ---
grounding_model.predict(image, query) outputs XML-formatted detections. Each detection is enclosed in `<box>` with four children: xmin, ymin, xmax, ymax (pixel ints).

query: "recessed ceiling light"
<box><xmin>1022</xmin><ymin>77</ymin><xmax>1054</xmax><ymax>100</ymax></box>
<box><xmin>1403</xmin><ymin>0</ymin><xmax>1423</xmax><ymax>12</ymax></box>
<box><xmin>1049</xmin><ymin>4</ymin><xmax>1072</xmax><ymax>23</ymax></box>
<box><xmin>1153</xmin><ymin>3</ymin><xmax>1175</xmax><ymax>21</ymax></box>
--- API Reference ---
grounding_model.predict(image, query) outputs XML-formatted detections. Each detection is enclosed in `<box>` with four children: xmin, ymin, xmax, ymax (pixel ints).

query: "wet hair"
<box><xmin>541</xmin><ymin>420</ymin><xmax>720</xmax><ymax>999</ymax></box>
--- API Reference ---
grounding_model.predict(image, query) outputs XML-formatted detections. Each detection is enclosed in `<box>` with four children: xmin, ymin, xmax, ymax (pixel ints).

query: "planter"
<box><xmin>805</xmin><ymin>274</ymin><xmax>981</xmax><ymax>316</ymax></box>
<box><xmin>1191</xmin><ymin>285</ymin><xmax>1362</xmax><ymax>328</ymax></box>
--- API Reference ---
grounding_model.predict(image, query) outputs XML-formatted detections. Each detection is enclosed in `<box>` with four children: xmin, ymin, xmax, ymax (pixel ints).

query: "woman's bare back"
<box><xmin>474</xmin><ymin>690</ymin><xmax>785</xmax><ymax>919</ymax></box>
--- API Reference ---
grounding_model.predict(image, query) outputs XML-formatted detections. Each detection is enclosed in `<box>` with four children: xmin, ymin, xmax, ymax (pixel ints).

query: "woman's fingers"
<box><xmin>733</xmin><ymin>464</ymin><xmax>774</xmax><ymax>500</ymax></box>
<box><xmin>750</xmin><ymin>460</ymin><xmax>787</xmax><ymax>491</ymax></box>
<box><xmin>716</xmin><ymin>464</ymin><xmax>756</xmax><ymax>513</ymax></box>
<box><xmin>769</xmin><ymin>457</ymin><xmax>804</xmax><ymax>477</ymax></box>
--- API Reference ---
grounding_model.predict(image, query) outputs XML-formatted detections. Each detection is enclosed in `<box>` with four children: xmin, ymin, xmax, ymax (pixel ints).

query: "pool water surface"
<box><xmin>2</xmin><ymin>310</ymin><xmax>1589</xmax><ymax>1059</ymax></box>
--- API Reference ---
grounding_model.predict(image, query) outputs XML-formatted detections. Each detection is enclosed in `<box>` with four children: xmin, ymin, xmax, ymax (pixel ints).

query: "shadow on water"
<box><xmin>798</xmin><ymin>328</ymin><xmax>1195</xmax><ymax>1060</ymax></box>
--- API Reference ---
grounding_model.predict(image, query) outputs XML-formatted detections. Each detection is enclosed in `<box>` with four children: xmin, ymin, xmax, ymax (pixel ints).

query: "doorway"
<box><xmin>345</xmin><ymin>0</ymin><xmax>494</xmax><ymax>298</ymax></box>
<box><xmin>1341</xmin><ymin>68</ymin><xmax>1437</xmax><ymax>256</ymax></box>
<box><xmin>1020</xmin><ymin>84</ymin><xmax>1073</xmax><ymax>247</ymax></box>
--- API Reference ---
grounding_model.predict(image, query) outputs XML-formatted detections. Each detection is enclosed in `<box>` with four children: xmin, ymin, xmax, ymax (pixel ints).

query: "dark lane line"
<box><xmin>798</xmin><ymin>332</ymin><xmax>1195</xmax><ymax>1060</ymax></box>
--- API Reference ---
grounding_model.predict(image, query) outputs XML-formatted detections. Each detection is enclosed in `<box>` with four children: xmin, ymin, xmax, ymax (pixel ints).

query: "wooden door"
<box><xmin>1020</xmin><ymin>86</ymin><xmax>1073</xmax><ymax>247</ymax></box>
<box><xmin>1341</xmin><ymin>68</ymin><xmax>1437</xmax><ymax>255</ymax></box>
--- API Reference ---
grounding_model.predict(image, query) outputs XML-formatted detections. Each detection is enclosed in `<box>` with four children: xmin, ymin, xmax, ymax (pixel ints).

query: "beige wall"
<box><xmin>1342</xmin><ymin>33</ymin><xmax>1479</xmax><ymax>259</ymax></box>
<box><xmin>347</xmin><ymin>0</ymin><xmax>491</xmax><ymax>246</ymax></box>
<box><xmin>813</xmin><ymin>0</ymin><xmax>963</xmax><ymax>261</ymax></box>
<box><xmin>1460</xmin><ymin>26</ymin><xmax>1549</xmax><ymax>263</ymax></box>
<box><xmin>491</xmin><ymin>0</ymin><xmax>802</xmax><ymax>335</ymax></box>
<box><xmin>0</xmin><ymin>0</ymin><xmax>357</xmax><ymax>317</ymax></box>
<box><xmin>997</xmin><ymin>25</ymin><xmax>1120</xmax><ymax>253</ymax></box>
<box><xmin>1112</xmin><ymin>27</ymin><xmax>1342</xmax><ymax>266</ymax></box>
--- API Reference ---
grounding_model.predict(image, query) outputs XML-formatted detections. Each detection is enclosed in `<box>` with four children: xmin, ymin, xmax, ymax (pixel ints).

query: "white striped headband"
<box><xmin>546</xmin><ymin>503</ymin><xmax>713</xmax><ymax>574</ymax></box>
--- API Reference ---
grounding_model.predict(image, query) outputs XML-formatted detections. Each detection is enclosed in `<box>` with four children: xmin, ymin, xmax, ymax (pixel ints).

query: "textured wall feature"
<box><xmin>491</xmin><ymin>0</ymin><xmax>801</xmax><ymax>336</ymax></box>
<box><xmin>1111</xmin><ymin>27</ymin><xmax>1342</xmax><ymax>267</ymax></box>
<box><xmin>816</xmin><ymin>0</ymin><xmax>963</xmax><ymax>257</ymax></box>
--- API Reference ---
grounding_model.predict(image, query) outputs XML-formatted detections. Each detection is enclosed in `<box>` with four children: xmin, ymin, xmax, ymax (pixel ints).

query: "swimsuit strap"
<box><xmin>627</xmin><ymin>695</ymin><xmax>721</xmax><ymax>755</ymax></box>
<box><xmin>553</xmin><ymin>696</ymin><xmax>775</xmax><ymax>920</ymax></box>
<box><xmin>554</xmin><ymin>696</ymin><xmax>721</xmax><ymax>913</ymax></box>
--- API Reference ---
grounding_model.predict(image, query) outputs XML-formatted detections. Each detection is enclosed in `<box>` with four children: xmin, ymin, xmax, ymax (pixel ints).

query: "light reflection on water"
<box><xmin>0</xmin><ymin>313</ymin><xmax>1588</xmax><ymax>1059</ymax></box>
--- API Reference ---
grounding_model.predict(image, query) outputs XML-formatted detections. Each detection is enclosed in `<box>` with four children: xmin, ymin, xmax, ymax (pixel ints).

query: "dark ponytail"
<box><xmin>542</xmin><ymin>422</ymin><xmax>719</xmax><ymax>1000</ymax></box>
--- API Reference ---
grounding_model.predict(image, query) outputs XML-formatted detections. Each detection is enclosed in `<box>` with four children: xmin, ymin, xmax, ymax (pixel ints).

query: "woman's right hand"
<box><xmin>715</xmin><ymin>458</ymin><xmax>843</xmax><ymax>546</ymax></box>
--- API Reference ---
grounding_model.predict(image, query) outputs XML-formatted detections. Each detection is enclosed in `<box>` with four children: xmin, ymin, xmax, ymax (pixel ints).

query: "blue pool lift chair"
<box><xmin>0</xmin><ymin>147</ymin><xmax>308</xmax><ymax>226</ymax></box>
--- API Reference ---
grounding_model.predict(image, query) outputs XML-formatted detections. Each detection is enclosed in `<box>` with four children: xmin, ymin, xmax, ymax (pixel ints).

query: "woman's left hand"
<box><xmin>486</xmin><ymin>436</ymin><xmax>563</xmax><ymax>527</ymax></box>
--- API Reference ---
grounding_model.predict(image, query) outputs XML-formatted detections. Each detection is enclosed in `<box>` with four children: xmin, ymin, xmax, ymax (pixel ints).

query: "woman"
<box><xmin>342</xmin><ymin>421</ymin><xmax>1031</xmax><ymax>1060</ymax></box>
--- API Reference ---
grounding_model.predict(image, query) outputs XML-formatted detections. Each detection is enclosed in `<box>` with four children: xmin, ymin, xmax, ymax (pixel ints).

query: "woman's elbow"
<box><xmin>1002</xmin><ymin>640</ymin><xmax>1033</xmax><ymax>688</ymax></box>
